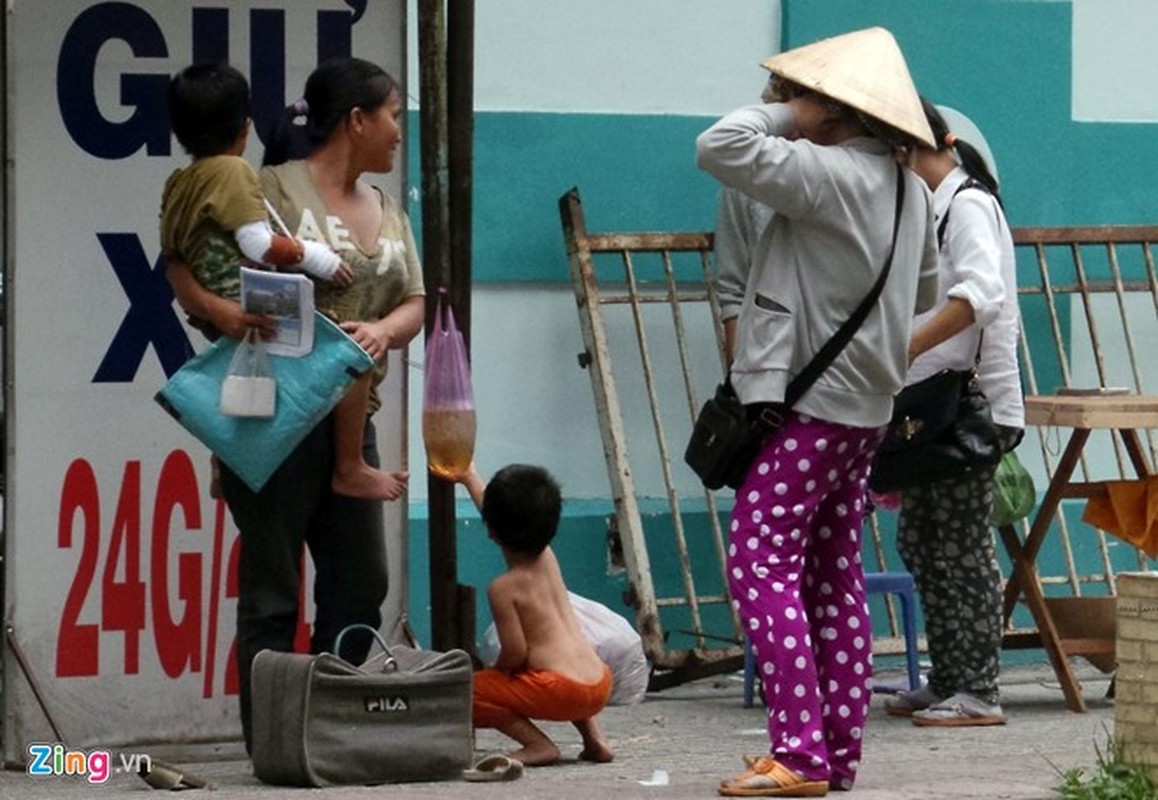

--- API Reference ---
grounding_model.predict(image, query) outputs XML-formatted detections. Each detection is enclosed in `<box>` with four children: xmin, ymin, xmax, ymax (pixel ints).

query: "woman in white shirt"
<box><xmin>884</xmin><ymin>99</ymin><xmax>1025</xmax><ymax>727</ymax></box>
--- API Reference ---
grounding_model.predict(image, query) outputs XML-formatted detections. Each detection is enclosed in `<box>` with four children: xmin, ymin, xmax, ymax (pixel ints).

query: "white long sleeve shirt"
<box><xmin>907</xmin><ymin>167</ymin><xmax>1025</xmax><ymax>428</ymax></box>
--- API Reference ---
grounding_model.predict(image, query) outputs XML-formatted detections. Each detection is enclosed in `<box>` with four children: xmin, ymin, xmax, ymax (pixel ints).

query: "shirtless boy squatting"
<box><xmin>457</xmin><ymin>463</ymin><xmax>615</xmax><ymax>766</ymax></box>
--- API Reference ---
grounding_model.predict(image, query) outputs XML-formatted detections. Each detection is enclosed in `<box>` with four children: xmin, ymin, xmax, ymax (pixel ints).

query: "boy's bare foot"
<box><xmin>498</xmin><ymin>719</ymin><xmax>560</xmax><ymax>766</ymax></box>
<box><xmin>575</xmin><ymin>718</ymin><xmax>614</xmax><ymax>763</ymax></box>
<box><xmin>578</xmin><ymin>741</ymin><xmax>614</xmax><ymax>763</ymax></box>
<box><xmin>332</xmin><ymin>466</ymin><xmax>408</xmax><ymax>501</ymax></box>
<box><xmin>507</xmin><ymin>742</ymin><xmax>560</xmax><ymax>767</ymax></box>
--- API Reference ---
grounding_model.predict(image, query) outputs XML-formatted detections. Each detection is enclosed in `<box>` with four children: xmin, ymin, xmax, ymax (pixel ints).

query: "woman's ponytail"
<box><xmin>921</xmin><ymin>97</ymin><xmax>1002</xmax><ymax>207</ymax></box>
<box><xmin>261</xmin><ymin>100</ymin><xmax>311</xmax><ymax>167</ymax></box>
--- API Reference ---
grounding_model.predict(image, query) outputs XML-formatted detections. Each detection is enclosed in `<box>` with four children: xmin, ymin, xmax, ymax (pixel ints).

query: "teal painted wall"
<box><xmin>783</xmin><ymin>1</ymin><xmax>1158</xmax><ymax>227</ymax></box>
<box><xmin>405</xmin><ymin>2</ymin><xmax>1158</xmax><ymax>284</ymax></box>
<box><xmin>406</xmin><ymin>111</ymin><xmax>719</xmax><ymax>282</ymax></box>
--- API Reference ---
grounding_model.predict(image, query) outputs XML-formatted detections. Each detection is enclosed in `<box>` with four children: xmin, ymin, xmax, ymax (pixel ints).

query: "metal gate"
<box><xmin>560</xmin><ymin>188</ymin><xmax>744</xmax><ymax>687</ymax></box>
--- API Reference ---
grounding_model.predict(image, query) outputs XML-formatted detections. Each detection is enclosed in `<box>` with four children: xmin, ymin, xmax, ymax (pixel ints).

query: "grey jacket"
<box><xmin>696</xmin><ymin>103</ymin><xmax>939</xmax><ymax>428</ymax></box>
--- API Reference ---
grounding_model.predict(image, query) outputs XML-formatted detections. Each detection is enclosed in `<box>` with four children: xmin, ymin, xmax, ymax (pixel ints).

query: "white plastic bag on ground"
<box><xmin>478</xmin><ymin>591</ymin><xmax>649</xmax><ymax>705</ymax></box>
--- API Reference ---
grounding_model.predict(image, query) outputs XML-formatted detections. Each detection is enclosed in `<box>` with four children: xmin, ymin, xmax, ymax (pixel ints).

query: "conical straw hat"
<box><xmin>762</xmin><ymin>27</ymin><xmax>934</xmax><ymax>148</ymax></box>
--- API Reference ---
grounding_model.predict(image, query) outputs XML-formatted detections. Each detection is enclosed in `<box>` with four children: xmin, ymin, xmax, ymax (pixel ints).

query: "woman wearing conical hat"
<box><xmin>696</xmin><ymin>27</ymin><xmax>940</xmax><ymax>796</ymax></box>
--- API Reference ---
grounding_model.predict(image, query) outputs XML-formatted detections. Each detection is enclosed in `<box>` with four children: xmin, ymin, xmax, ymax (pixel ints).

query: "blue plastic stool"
<box><xmin>742</xmin><ymin>570</ymin><xmax>921</xmax><ymax>708</ymax></box>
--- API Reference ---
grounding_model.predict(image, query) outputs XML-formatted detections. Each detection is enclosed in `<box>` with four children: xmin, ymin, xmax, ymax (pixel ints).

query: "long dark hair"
<box><xmin>921</xmin><ymin>98</ymin><xmax>1002</xmax><ymax>207</ymax></box>
<box><xmin>262</xmin><ymin>57</ymin><xmax>399</xmax><ymax>166</ymax></box>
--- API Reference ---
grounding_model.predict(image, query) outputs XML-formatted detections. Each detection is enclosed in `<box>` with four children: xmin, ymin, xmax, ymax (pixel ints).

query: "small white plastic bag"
<box><xmin>220</xmin><ymin>328</ymin><xmax>277</xmax><ymax>418</ymax></box>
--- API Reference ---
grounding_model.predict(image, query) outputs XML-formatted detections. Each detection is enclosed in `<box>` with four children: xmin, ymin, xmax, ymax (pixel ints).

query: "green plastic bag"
<box><xmin>990</xmin><ymin>451</ymin><xmax>1036</xmax><ymax>527</ymax></box>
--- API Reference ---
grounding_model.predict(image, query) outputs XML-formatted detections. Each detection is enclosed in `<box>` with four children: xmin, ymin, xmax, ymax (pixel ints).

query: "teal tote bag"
<box><xmin>155</xmin><ymin>312</ymin><xmax>374</xmax><ymax>492</ymax></box>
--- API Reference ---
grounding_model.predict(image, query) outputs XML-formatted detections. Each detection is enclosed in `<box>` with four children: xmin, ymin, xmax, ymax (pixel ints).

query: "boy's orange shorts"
<box><xmin>472</xmin><ymin>664</ymin><xmax>613</xmax><ymax>728</ymax></box>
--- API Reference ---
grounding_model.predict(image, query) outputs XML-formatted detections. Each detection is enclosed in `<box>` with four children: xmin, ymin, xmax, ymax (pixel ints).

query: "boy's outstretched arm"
<box><xmin>458</xmin><ymin>463</ymin><xmax>486</xmax><ymax>512</ymax></box>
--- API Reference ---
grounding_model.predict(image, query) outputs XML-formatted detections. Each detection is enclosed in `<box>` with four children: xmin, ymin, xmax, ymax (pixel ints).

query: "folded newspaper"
<box><xmin>240</xmin><ymin>266</ymin><xmax>315</xmax><ymax>357</ymax></box>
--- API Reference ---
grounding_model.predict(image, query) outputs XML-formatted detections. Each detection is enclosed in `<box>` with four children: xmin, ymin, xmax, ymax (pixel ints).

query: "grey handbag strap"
<box><xmin>781</xmin><ymin>163</ymin><xmax>906</xmax><ymax>411</ymax></box>
<box><xmin>332</xmin><ymin>623</ymin><xmax>397</xmax><ymax>670</ymax></box>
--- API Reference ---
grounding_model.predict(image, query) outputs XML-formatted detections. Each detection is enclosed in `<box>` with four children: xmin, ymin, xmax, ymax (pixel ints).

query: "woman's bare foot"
<box><xmin>575</xmin><ymin>718</ymin><xmax>614</xmax><ymax>763</ymax></box>
<box><xmin>332</xmin><ymin>465</ymin><xmax>408</xmax><ymax>501</ymax></box>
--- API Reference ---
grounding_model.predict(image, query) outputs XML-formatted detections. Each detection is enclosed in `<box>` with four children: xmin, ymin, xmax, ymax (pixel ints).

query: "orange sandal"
<box><xmin>718</xmin><ymin>756</ymin><xmax>829</xmax><ymax>797</ymax></box>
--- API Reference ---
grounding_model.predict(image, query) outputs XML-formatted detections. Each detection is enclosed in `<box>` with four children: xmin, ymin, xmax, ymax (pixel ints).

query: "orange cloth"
<box><xmin>1081</xmin><ymin>476</ymin><xmax>1158</xmax><ymax>558</ymax></box>
<box><xmin>473</xmin><ymin>664</ymin><xmax>613</xmax><ymax>729</ymax></box>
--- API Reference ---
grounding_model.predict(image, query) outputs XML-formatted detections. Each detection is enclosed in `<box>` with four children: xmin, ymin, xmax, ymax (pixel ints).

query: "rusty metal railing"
<box><xmin>560</xmin><ymin>188</ymin><xmax>744</xmax><ymax>685</ymax></box>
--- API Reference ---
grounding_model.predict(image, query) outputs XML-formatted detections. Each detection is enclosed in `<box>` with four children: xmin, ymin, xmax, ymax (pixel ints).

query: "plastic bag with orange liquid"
<box><xmin>422</xmin><ymin>291</ymin><xmax>476</xmax><ymax>479</ymax></box>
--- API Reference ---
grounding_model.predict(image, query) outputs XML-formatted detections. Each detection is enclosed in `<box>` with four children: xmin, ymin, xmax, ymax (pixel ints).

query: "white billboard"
<box><xmin>3</xmin><ymin>0</ymin><xmax>408</xmax><ymax>760</ymax></box>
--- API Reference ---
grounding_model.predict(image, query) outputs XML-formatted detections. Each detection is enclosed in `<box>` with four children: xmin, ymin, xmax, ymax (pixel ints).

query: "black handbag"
<box><xmin>686</xmin><ymin>165</ymin><xmax>906</xmax><ymax>491</ymax></box>
<box><xmin>868</xmin><ymin>367</ymin><xmax>1003</xmax><ymax>493</ymax></box>
<box><xmin>683</xmin><ymin>380</ymin><xmax>784</xmax><ymax>491</ymax></box>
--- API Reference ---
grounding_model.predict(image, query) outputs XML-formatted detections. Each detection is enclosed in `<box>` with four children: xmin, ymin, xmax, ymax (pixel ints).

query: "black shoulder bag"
<box><xmin>685</xmin><ymin>165</ymin><xmax>906</xmax><ymax>491</ymax></box>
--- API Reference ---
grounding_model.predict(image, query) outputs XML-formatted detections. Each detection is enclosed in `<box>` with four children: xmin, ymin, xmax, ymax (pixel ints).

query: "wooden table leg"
<box><xmin>999</xmin><ymin>524</ymin><xmax>1087</xmax><ymax>712</ymax></box>
<box><xmin>999</xmin><ymin>524</ymin><xmax>1026</xmax><ymax>629</ymax></box>
<box><xmin>1120</xmin><ymin>429</ymin><xmax>1154</xmax><ymax>479</ymax></box>
<box><xmin>1001</xmin><ymin>428</ymin><xmax>1090</xmax><ymax>620</ymax></box>
<box><xmin>998</xmin><ymin>428</ymin><xmax>1093</xmax><ymax>713</ymax></box>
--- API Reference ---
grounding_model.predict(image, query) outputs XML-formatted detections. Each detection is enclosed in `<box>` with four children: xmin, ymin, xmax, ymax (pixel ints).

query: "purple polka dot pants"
<box><xmin>727</xmin><ymin>413</ymin><xmax>884</xmax><ymax>791</ymax></box>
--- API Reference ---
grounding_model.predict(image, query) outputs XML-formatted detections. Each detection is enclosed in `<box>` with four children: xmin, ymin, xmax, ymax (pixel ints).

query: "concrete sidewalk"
<box><xmin>0</xmin><ymin>663</ymin><xmax>1115</xmax><ymax>799</ymax></box>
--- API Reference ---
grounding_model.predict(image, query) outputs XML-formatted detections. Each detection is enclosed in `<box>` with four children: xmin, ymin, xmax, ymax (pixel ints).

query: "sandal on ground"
<box><xmin>883</xmin><ymin>684</ymin><xmax>941</xmax><ymax>718</ymax></box>
<box><xmin>462</xmin><ymin>754</ymin><xmax>524</xmax><ymax>782</ymax></box>
<box><xmin>718</xmin><ymin>756</ymin><xmax>829</xmax><ymax>797</ymax></box>
<box><xmin>911</xmin><ymin>693</ymin><xmax>1007</xmax><ymax>727</ymax></box>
